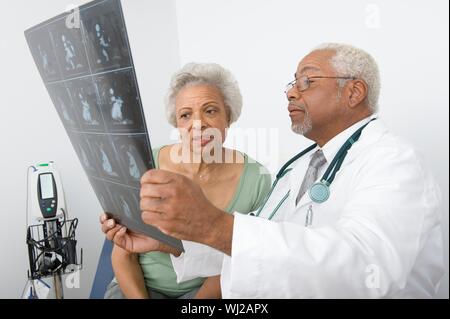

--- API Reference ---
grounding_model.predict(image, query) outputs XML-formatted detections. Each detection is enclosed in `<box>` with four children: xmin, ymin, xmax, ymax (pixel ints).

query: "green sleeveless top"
<box><xmin>138</xmin><ymin>146</ymin><xmax>271</xmax><ymax>297</ymax></box>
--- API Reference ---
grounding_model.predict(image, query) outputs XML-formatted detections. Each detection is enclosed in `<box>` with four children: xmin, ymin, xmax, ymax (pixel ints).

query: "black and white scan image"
<box><xmin>88</xmin><ymin>177</ymin><xmax>118</xmax><ymax>214</ymax></box>
<box><xmin>104</xmin><ymin>182</ymin><xmax>141</xmax><ymax>224</ymax></box>
<box><xmin>68</xmin><ymin>132</ymin><xmax>101</xmax><ymax>177</ymax></box>
<box><xmin>46</xmin><ymin>82</ymin><xmax>80</xmax><ymax>130</ymax></box>
<box><xmin>102</xmin><ymin>181</ymin><xmax>180</xmax><ymax>248</ymax></box>
<box><xmin>95</xmin><ymin>69</ymin><xmax>145</xmax><ymax>133</ymax></box>
<box><xmin>82</xmin><ymin>0</ymin><xmax>131</xmax><ymax>73</ymax></box>
<box><xmin>48</xmin><ymin>18</ymin><xmax>90</xmax><ymax>79</ymax></box>
<box><xmin>88</xmin><ymin>134</ymin><xmax>125</xmax><ymax>183</ymax></box>
<box><xmin>26</xmin><ymin>27</ymin><xmax>61</xmax><ymax>82</ymax></box>
<box><xmin>113</xmin><ymin>134</ymin><xmax>153</xmax><ymax>188</ymax></box>
<box><xmin>65</xmin><ymin>77</ymin><xmax>105</xmax><ymax>132</ymax></box>
<box><xmin>25</xmin><ymin>0</ymin><xmax>181</xmax><ymax>250</ymax></box>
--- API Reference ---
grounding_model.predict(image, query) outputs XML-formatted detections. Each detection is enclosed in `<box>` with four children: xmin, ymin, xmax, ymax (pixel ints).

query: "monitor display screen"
<box><xmin>40</xmin><ymin>173</ymin><xmax>54</xmax><ymax>200</ymax></box>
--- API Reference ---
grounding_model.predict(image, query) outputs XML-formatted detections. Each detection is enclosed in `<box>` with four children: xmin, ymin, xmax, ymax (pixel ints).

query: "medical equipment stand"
<box><xmin>24</xmin><ymin>163</ymin><xmax>82</xmax><ymax>299</ymax></box>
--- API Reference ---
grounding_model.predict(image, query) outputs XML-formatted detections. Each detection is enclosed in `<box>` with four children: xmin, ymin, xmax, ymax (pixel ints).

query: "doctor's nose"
<box><xmin>286</xmin><ymin>84</ymin><xmax>301</xmax><ymax>102</ymax></box>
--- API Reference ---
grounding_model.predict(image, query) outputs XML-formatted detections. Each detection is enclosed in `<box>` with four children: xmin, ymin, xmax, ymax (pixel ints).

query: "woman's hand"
<box><xmin>100</xmin><ymin>213</ymin><xmax>160</xmax><ymax>253</ymax></box>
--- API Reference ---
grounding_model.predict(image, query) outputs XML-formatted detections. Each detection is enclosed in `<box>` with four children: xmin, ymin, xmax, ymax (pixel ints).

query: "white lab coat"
<box><xmin>171</xmin><ymin>117</ymin><xmax>445</xmax><ymax>298</ymax></box>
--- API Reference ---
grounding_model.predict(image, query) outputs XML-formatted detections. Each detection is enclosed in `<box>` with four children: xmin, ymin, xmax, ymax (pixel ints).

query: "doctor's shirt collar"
<box><xmin>316</xmin><ymin>114</ymin><xmax>377</xmax><ymax>164</ymax></box>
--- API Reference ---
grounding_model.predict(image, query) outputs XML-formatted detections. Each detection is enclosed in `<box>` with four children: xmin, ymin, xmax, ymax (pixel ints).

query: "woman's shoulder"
<box><xmin>240</xmin><ymin>152</ymin><xmax>270</xmax><ymax>179</ymax></box>
<box><xmin>233</xmin><ymin>151</ymin><xmax>272</xmax><ymax>212</ymax></box>
<box><xmin>151</xmin><ymin>145</ymin><xmax>172</xmax><ymax>169</ymax></box>
<box><xmin>151</xmin><ymin>145</ymin><xmax>163</xmax><ymax>157</ymax></box>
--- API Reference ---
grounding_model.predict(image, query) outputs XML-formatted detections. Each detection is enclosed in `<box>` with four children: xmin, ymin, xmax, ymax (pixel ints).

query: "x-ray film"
<box><xmin>25</xmin><ymin>0</ymin><xmax>184</xmax><ymax>251</ymax></box>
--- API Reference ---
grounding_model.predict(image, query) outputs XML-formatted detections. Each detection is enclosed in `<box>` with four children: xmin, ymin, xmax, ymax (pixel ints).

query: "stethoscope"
<box><xmin>253</xmin><ymin>118</ymin><xmax>376</xmax><ymax>220</ymax></box>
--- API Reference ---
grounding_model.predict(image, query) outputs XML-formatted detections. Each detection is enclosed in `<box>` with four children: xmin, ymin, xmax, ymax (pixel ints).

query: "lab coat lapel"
<box><xmin>295</xmin><ymin>120</ymin><xmax>388</xmax><ymax>210</ymax></box>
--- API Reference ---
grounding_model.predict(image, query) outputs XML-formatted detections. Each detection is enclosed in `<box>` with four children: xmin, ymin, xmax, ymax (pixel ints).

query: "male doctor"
<box><xmin>102</xmin><ymin>43</ymin><xmax>445</xmax><ymax>298</ymax></box>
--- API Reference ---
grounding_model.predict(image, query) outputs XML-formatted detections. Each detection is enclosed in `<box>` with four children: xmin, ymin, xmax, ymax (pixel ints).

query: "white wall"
<box><xmin>175</xmin><ymin>0</ymin><xmax>449</xmax><ymax>298</ymax></box>
<box><xmin>0</xmin><ymin>0</ymin><xmax>179</xmax><ymax>298</ymax></box>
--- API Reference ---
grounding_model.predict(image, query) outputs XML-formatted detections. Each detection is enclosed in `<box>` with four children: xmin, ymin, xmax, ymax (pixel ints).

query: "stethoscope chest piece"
<box><xmin>309</xmin><ymin>182</ymin><xmax>330</xmax><ymax>203</ymax></box>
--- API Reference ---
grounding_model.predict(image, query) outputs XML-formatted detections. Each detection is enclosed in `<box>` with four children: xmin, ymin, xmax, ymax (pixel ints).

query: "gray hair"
<box><xmin>313</xmin><ymin>43</ymin><xmax>381</xmax><ymax>112</ymax></box>
<box><xmin>165</xmin><ymin>63</ymin><xmax>243</xmax><ymax>127</ymax></box>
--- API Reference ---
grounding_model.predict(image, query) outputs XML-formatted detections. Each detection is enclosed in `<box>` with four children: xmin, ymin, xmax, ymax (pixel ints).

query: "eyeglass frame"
<box><xmin>285</xmin><ymin>75</ymin><xmax>357</xmax><ymax>94</ymax></box>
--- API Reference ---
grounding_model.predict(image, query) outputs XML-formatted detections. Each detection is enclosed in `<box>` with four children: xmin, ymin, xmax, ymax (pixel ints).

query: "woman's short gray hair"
<box><xmin>165</xmin><ymin>63</ymin><xmax>243</xmax><ymax>127</ymax></box>
<box><xmin>313</xmin><ymin>43</ymin><xmax>381</xmax><ymax>112</ymax></box>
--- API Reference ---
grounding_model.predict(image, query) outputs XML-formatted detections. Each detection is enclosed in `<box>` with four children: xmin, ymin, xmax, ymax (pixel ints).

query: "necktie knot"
<box><xmin>310</xmin><ymin>150</ymin><xmax>327</xmax><ymax>169</ymax></box>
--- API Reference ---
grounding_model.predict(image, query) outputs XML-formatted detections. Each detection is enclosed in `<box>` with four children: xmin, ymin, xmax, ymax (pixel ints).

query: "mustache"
<box><xmin>289</xmin><ymin>103</ymin><xmax>307</xmax><ymax>111</ymax></box>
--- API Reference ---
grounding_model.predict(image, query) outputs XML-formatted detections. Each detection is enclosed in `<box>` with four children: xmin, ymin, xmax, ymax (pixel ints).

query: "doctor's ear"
<box><xmin>346</xmin><ymin>79</ymin><xmax>369</xmax><ymax>109</ymax></box>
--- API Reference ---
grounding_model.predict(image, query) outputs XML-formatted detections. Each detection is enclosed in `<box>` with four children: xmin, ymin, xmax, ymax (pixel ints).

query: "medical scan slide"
<box><xmin>104</xmin><ymin>182</ymin><xmax>140</xmax><ymax>222</ymax></box>
<box><xmin>24</xmin><ymin>0</ymin><xmax>183</xmax><ymax>251</ymax></box>
<box><xmin>46</xmin><ymin>82</ymin><xmax>80</xmax><ymax>131</ymax></box>
<box><xmin>66</xmin><ymin>77</ymin><xmax>106</xmax><ymax>132</ymax></box>
<box><xmin>26</xmin><ymin>28</ymin><xmax>61</xmax><ymax>83</ymax></box>
<box><xmin>95</xmin><ymin>69</ymin><xmax>145</xmax><ymax>133</ymax></box>
<box><xmin>67</xmin><ymin>132</ymin><xmax>103</xmax><ymax>178</ymax></box>
<box><xmin>88</xmin><ymin>133</ymin><xmax>125</xmax><ymax>183</ymax></box>
<box><xmin>101</xmin><ymin>180</ymin><xmax>167</xmax><ymax>239</ymax></box>
<box><xmin>88</xmin><ymin>177</ymin><xmax>117</xmax><ymax>215</ymax></box>
<box><xmin>82</xmin><ymin>0</ymin><xmax>132</xmax><ymax>73</ymax></box>
<box><xmin>48</xmin><ymin>17</ymin><xmax>90</xmax><ymax>79</ymax></box>
<box><xmin>112</xmin><ymin>134</ymin><xmax>152</xmax><ymax>188</ymax></box>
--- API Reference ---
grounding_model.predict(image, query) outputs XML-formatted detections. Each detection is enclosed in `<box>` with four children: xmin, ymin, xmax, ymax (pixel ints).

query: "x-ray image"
<box><xmin>103</xmin><ymin>182</ymin><xmax>141</xmax><ymax>224</ymax></box>
<box><xmin>103</xmin><ymin>181</ymin><xmax>177</xmax><ymax>249</ymax></box>
<box><xmin>88</xmin><ymin>134</ymin><xmax>125</xmax><ymax>183</ymax></box>
<box><xmin>103</xmin><ymin>181</ymin><xmax>181</xmax><ymax>250</ymax></box>
<box><xmin>46</xmin><ymin>82</ymin><xmax>80</xmax><ymax>130</ymax></box>
<box><xmin>68</xmin><ymin>132</ymin><xmax>101</xmax><ymax>177</ymax></box>
<box><xmin>95</xmin><ymin>69</ymin><xmax>145</xmax><ymax>133</ymax></box>
<box><xmin>65</xmin><ymin>78</ymin><xmax>105</xmax><ymax>132</ymax></box>
<box><xmin>25</xmin><ymin>27</ymin><xmax>61</xmax><ymax>82</ymax></box>
<box><xmin>118</xmin><ymin>187</ymin><xmax>140</xmax><ymax>221</ymax></box>
<box><xmin>48</xmin><ymin>18</ymin><xmax>89</xmax><ymax>79</ymax></box>
<box><xmin>82</xmin><ymin>0</ymin><xmax>131</xmax><ymax>73</ymax></box>
<box><xmin>113</xmin><ymin>134</ymin><xmax>153</xmax><ymax>187</ymax></box>
<box><xmin>25</xmin><ymin>0</ymin><xmax>183</xmax><ymax>251</ymax></box>
<box><xmin>88</xmin><ymin>177</ymin><xmax>117</xmax><ymax>214</ymax></box>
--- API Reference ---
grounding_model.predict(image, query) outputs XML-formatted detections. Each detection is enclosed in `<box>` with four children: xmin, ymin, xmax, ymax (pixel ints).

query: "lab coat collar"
<box><xmin>319</xmin><ymin>115</ymin><xmax>377</xmax><ymax>164</ymax></box>
<box><xmin>295</xmin><ymin>114</ymin><xmax>380</xmax><ymax>208</ymax></box>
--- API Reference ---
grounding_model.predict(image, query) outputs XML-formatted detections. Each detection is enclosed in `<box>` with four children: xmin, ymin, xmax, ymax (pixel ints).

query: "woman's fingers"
<box><xmin>101</xmin><ymin>218</ymin><xmax>116</xmax><ymax>234</ymax></box>
<box><xmin>105</xmin><ymin>224</ymin><xmax>122</xmax><ymax>241</ymax></box>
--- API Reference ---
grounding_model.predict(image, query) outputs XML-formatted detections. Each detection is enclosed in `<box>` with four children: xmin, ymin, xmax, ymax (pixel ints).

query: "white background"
<box><xmin>0</xmin><ymin>0</ymin><xmax>447</xmax><ymax>298</ymax></box>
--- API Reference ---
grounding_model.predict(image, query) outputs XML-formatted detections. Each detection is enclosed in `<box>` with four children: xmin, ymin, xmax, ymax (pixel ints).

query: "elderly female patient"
<box><xmin>104</xmin><ymin>63</ymin><xmax>271</xmax><ymax>299</ymax></box>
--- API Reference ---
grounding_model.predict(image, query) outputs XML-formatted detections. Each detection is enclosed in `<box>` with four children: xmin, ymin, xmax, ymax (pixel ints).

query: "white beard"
<box><xmin>291</xmin><ymin>109</ymin><xmax>312</xmax><ymax>135</ymax></box>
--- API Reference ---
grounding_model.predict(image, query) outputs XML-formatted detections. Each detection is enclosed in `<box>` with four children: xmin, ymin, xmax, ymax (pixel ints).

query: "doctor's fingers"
<box><xmin>141</xmin><ymin>169</ymin><xmax>179</xmax><ymax>185</ymax></box>
<box><xmin>140</xmin><ymin>196</ymin><xmax>169</xmax><ymax>214</ymax></box>
<box><xmin>140</xmin><ymin>183</ymin><xmax>174</xmax><ymax>199</ymax></box>
<box><xmin>141</xmin><ymin>210</ymin><xmax>175</xmax><ymax>235</ymax></box>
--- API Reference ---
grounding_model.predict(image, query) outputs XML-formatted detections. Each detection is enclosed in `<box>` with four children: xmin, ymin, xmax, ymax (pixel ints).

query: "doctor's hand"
<box><xmin>140</xmin><ymin>169</ymin><xmax>234</xmax><ymax>255</ymax></box>
<box><xmin>99</xmin><ymin>213</ymin><xmax>181</xmax><ymax>256</ymax></box>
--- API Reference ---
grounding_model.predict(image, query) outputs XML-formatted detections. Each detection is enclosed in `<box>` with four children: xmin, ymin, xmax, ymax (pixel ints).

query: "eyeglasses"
<box><xmin>285</xmin><ymin>75</ymin><xmax>357</xmax><ymax>94</ymax></box>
